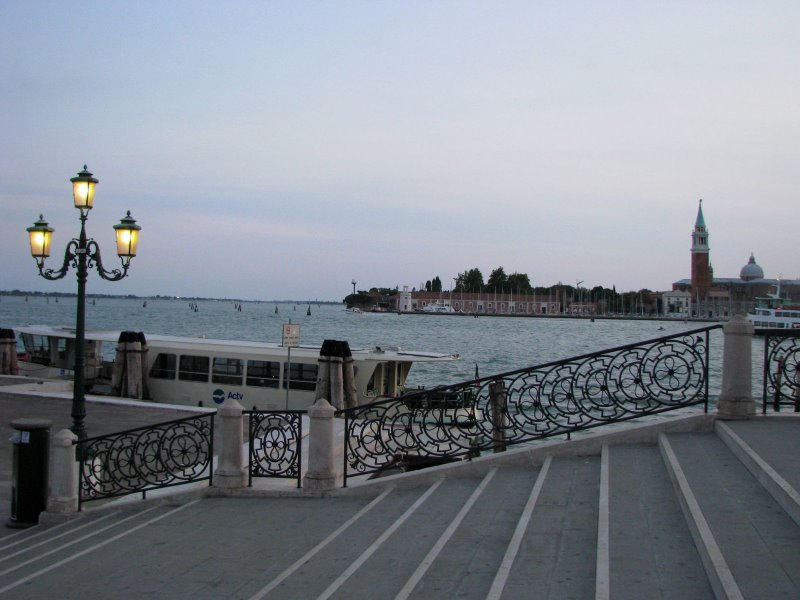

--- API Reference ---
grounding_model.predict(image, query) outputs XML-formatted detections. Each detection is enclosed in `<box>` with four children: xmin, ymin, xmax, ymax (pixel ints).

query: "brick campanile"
<box><xmin>690</xmin><ymin>199</ymin><xmax>712</xmax><ymax>299</ymax></box>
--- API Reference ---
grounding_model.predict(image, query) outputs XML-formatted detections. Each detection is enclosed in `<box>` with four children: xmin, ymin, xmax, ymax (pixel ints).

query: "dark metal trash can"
<box><xmin>7</xmin><ymin>418</ymin><xmax>52</xmax><ymax>528</ymax></box>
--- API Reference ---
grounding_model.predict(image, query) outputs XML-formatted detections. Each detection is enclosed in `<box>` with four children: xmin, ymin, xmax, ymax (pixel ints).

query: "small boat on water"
<box><xmin>9</xmin><ymin>325</ymin><xmax>459</xmax><ymax>410</ymax></box>
<box><xmin>747</xmin><ymin>280</ymin><xmax>800</xmax><ymax>333</ymax></box>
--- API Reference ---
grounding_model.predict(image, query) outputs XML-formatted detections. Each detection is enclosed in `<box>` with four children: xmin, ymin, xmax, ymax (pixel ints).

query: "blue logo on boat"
<box><xmin>212</xmin><ymin>389</ymin><xmax>226</xmax><ymax>404</ymax></box>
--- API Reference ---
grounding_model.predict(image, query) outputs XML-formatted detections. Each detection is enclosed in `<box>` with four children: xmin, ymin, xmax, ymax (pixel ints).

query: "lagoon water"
<box><xmin>0</xmin><ymin>295</ymin><xmax>763</xmax><ymax>399</ymax></box>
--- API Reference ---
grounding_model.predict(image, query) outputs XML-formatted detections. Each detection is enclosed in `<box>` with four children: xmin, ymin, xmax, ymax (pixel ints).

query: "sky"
<box><xmin>2</xmin><ymin>1</ymin><xmax>798</xmax><ymax>301</ymax></box>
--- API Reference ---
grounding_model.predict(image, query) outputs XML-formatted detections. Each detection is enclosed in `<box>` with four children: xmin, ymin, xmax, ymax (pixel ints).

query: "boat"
<box><xmin>747</xmin><ymin>281</ymin><xmax>800</xmax><ymax>333</ymax></box>
<box><xmin>9</xmin><ymin>325</ymin><xmax>459</xmax><ymax>410</ymax></box>
<box><xmin>420</xmin><ymin>301</ymin><xmax>455</xmax><ymax>314</ymax></box>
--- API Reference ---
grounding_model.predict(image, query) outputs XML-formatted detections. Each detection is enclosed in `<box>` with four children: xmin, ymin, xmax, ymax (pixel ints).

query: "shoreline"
<box><xmin>399</xmin><ymin>311</ymin><xmax>720</xmax><ymax>324</ymax></box>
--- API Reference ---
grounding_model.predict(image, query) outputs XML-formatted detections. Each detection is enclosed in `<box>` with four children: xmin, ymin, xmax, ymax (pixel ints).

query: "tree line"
<box><xmin>345</xmin><ymin>268</ymin><xmax>663</xmax><ymax>314</ymax></box>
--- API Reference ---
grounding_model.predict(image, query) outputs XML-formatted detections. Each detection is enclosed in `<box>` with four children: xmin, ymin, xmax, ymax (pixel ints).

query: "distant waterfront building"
<box><xmin>662</xmin><ymin>290</ymin><xmax>691</xmax><ymax>317</ymax></box>
<box><xmin>400</xmin><ymin>290</ymin><xmax>560</xmax><ymax>315</ymax></box>
<box><xmin>669</xmin><ymin>200</ymin><xmax>799</xmax><ymax>318</ymax></box>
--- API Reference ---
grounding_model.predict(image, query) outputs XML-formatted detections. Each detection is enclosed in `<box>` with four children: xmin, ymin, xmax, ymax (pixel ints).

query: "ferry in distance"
<box><xmin>10</xmin><ymin>325</ymin><xmax>459</xmax><ymax>410</ymax></box>
<box><xmin>747</xmin><ymin>281</ymin><xmax>800</xmax><ymax>333</ymax></box>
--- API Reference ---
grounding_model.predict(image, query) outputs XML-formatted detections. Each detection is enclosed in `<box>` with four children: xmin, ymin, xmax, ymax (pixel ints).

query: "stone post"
<box><xmin>213</xmin><ymin>399</ymin><xmax>247</xmax><ymax>489</ymax></box>
<box><xmin>303</xmin><ymin>398</ymin><xmax>338</xmax><ymax>491</ymax></box>
<box><xmin>717</xmin><ymin>315</ymin><xmax>755</xmax><ymax>420</ymax></box>
<box><xmin>490</xmin><ymin>380</ymin><xmax>507</xmax><ymax>453</ymax></box>
<box><xmin>44</xmin><ymin>429</ymin><xmax>78</xmax><ymax>516</ymax></box>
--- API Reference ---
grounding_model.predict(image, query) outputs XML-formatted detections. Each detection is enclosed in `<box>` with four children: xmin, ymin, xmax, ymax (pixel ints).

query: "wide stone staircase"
<box><xmin>0</xmin><ymin>416</ymin><xmax>798</xmax><ymax>599</ymax></box>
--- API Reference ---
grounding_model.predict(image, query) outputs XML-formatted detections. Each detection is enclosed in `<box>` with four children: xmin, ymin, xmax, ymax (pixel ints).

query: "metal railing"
<box><xmin>338</xmin><ymin>325</ymin><xmax>720</xmax><ymax>485</ymax></box>
<box><xmin>77</xmin><ymin>413</ymin><xmax>214</xmax><ymax>508</ymax></box>
<box><xmin>762</xmin><ymin>331</ymin><xmax>800</xmax><ymax>413</ymax></box>
<box><xmin>246</xmin><ymin>410</ymin><xmax>304</xmax><ymax>488</ymax></box>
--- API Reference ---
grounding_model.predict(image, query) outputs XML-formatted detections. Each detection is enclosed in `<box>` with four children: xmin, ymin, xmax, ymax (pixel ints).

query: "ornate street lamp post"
<box><xmin>26</xmin><ymin>166</ymin><xmax>141</xmax><ymax>440</ymax></box>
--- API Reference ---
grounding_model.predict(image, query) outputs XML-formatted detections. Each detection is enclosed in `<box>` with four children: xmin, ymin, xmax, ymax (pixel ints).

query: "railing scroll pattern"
<box><xmin>77</xmin><ymin>413</ymin><xmax>214</xmax><ymax>507</ymax></box>
<box><xmin>339</xmin><ymin>325</ymin><xmax>720</xmax><ymax>485</ymax></box>
<box><xmin>246</xmin><ymin>410</ymin><xmax>303</xmax><ymax>488</ymax></box>
<box><xmin>762</xmin><ymin>331</ymin><xmax>800</xmax><ymax>413</ymax></box>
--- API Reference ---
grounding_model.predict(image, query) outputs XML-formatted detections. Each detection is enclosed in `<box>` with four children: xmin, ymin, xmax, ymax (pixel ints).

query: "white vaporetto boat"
<box><xmin>10</xmin><ymin>325</ymin><xmax>458</xmax><ymax>410</ymax></box>
<box><xmin>747</xmin><ymin>281</ymin><xmax>800</xmax><ymax>333</ymax></box>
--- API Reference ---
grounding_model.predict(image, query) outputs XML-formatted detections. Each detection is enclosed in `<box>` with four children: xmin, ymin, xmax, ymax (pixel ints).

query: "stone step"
<box><xmin>318</xmin><ymin>467</ymin><xmax>543</xmax><ymax>600</ymax></box>
<box><xmin>497</xmin><ymin>455</ymin><xmax>600</xmax><ymax>600</ymax></box>
<box><xmin>402</xmin><ymin>466</ymin><xmax>542</xmax><ymax>600</ymax></box>
<box><xmin>605</xmin><ymin>443</ymin><xmax>713</xmax><ymax>600</ymax></box>
<box><xmin>661</xmin><ymin>431</ymin><xmax>800</xmax><ymax>600</ymax></box>
<box><xmin>716</xmin><ymin>419</ymin><xmax>800</xmax><ymax>526</ymax></box>
<box><xmin>256</xmin><ymin>484</ymin><xmax>450</xmax><ymax>600</ymax></box>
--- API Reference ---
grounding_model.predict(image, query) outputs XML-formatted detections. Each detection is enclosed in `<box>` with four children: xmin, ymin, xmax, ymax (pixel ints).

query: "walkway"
<box><xmin>1</xmin><ymin>382</ymin><xmax>799</xmax><ymax>598</ymax></box>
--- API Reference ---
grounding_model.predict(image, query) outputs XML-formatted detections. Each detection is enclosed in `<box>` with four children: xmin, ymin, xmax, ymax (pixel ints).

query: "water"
<box><xmin>0</xmin><ymin>295</ymin><xmax>765</xmax><ymax>399</ymax></box>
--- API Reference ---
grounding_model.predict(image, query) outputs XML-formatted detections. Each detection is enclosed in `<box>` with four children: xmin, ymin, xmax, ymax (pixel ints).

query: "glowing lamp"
<box><xmin>27</xmin><ymin>215</ymin><xmax>54</xmax><ymax>260</ymax></box>
<box><xmin>114</xmin><ymin>211</ymin><xmax>141</xmax><ymax>258</ymax></box>
<box><xmin>70</xmin><ymin>165</ymin><xmax>98</xmax><ymax>210</ymax></box>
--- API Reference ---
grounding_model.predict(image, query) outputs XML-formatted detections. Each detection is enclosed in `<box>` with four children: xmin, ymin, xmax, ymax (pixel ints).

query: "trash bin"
<box><xmin>7</xmin><ymin>418</ymin><xmax>52</xmax><ymax>528</ymax></box>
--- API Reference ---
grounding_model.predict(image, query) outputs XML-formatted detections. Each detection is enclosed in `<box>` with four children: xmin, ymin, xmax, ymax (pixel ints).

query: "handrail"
<box><xmin>761</xmin><ymin>330</ymin><xmax>800</xmax><ymax>413</ymax></box>
<box><xmin>245</xmin><ymin>410</ymin><xmax>305</xmax><ymax>488</ymax></box>
<box><xmin>338</xmin><ymin>324</ymin><xmax>721</xmax><ymax>485</ymax></box>
<box><xmin>76</xmin><ymin>412</ymin><xmax>214</xmax><ymax>508</ymax></box>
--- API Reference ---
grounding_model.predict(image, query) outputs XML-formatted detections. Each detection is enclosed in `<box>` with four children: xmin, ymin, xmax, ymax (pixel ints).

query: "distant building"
<box><xmin>662</xmin><ymin>290</ymin><xmax>691</xmax><ymax>316</ymax></box>
<box><xmin>670</xmin><ymin>201</ymin><xmax>799</xmax><ymax>318</ymax></box>
<box><xmin>399</xmin><ymin>289</ymin><xmax>560</xmax><ymax>315</ymax></box>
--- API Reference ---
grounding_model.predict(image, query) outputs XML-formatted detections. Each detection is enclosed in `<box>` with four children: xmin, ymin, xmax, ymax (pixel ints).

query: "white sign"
<box><xmin>282</xmin><ymin>323</ymin><xmax>301</xmax><ymax>347</ymax></box>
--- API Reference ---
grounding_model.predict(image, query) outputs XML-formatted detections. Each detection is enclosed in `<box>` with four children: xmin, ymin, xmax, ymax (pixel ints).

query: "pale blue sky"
<box><xmin>2</xmin><ymin>1</ymin><xmax>798</xmax><ymax>300</ymax></box>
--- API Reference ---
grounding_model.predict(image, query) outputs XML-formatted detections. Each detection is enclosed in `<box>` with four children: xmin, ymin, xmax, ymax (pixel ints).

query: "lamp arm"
<box><xmin>86</xmin><ymin>239</ymin><xmax>129</xmax><ymax>281</ymax></box>
<box><xmin>37</xmin><ymin>240</ymin><xmax>79</xmax><ymax>281</ymax></box>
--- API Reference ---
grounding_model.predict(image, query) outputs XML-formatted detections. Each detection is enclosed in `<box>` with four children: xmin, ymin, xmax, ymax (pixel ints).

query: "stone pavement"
<box><xmin>1</xmin><ymin>380</ymin><xmax>800</xmax><ymax>599</ymax></box>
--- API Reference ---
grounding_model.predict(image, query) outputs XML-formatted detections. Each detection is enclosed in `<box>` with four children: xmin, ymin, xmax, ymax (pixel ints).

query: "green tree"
<box><xmin>507</xmin><ymin>272</ymin><xmax>532</xmax><ymax>294</ymax></box>
<box><xmin>455</xmin><ymin>268</ymin><xmax>484</xmax><ymax>292</ymax></box>
<box><xmin>431</xmin><ymin>276</ymin><xmax>443</xmax><ymax>292</ymax></box>
<box><xmin>343</xmin><ymin>292</ymin><xmax>372</xmax><ymax>308</ymax></box>
<box><xmin>486</xmin><ymin>267</ymin><xmax>508</xmax><ymax>293</ymax></box>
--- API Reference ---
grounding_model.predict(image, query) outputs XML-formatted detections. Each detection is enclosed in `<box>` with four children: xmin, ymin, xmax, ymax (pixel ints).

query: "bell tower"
<box><xmin>690</xmin><ymin>199</ymin><xmax>712</xmax><ymax>298</ymax></box>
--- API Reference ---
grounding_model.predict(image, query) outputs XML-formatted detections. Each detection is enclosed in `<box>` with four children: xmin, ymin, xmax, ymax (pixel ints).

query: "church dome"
<box><xmin>740</xmin><ymin>253</ymin><xmax>764</xmax><ymax>281</ymax></box>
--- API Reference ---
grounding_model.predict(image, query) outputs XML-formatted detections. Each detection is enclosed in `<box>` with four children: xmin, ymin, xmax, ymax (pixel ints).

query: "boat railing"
<box><xmin>337</xmin><ymin>324</ymin><xmax>721</xmax><ymax>485</ymax></box>
<box><xmin>245</xmin><ymin>410</ymin><xmax>305</xmax><ymax>488</ymax></box>
<box><xmin>76</xmin><ymin>412</ymin><xmax>215</xmax><ymax>509</ymax></box>
<box><xmin>761</xmin><ymin>330</ymin><xmax>800</xmax><ymax>413</ymax></box>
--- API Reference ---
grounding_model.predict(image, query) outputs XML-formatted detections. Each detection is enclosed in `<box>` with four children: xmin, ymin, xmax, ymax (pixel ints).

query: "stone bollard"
<box><xmin>42</xmin><ymin>429</ymin><xmax>79</xmax><ymax>518</ymax></box>
<box><xmin>303</xmin><ymin>398</ymin><xmax>338</xmax><ymax>492</ymax></box>
<box><xmin>0</xmin><ymin>328</ymin><xmax>19</xmax><ymax>375</ymax></box>
<box><xmin>717</xmin><ymin>315</ymin><xmax>755</xmax><ymax>420</ymax></box>
<box><xmin>213</xmin><ymin>399</ymin><xmax>247</xmax><ymax>489</ymax></box>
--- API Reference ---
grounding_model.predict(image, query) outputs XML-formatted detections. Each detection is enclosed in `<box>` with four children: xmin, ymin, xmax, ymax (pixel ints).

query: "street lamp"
<box><xmin>26</xmin><ymin>166</ymin><xmax>141</xmax><ymax>440</ymax></box>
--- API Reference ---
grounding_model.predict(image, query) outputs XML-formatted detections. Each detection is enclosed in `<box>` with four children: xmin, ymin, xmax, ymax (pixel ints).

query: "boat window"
<box><xmin>150</xmin><ymin>353</ymin><xmax>176</xmax><ymax>379</ymax></box>
<box><xmin>179</xmin><ymin>355</ymin><xmax>210</xmax><ymax>382</ymax></box>
<box><xmin>246</xmin><ymin>360</ymin><xmax>280</xmax><ymax>388</ymax></box>
<box><xmin>21</xmin><ymin>334</ymin><xmax>51</xmax><ymax>365</ymax></box>
<box><xmin>212</xmin><ymin>357</ymin><xmax>243</xmax><ymax>385</ymax></box>
<box><xmin>284</xmin><ymin>362</ymin><xmax>318</xmax><ymax>391</ymax></box>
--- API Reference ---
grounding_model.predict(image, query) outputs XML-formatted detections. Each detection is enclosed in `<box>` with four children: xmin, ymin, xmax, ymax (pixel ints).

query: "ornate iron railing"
<box><xmin>762</xmin><ymin>331</ymin><xmax>800</xmax><ymax>413</ymax></box>
<box><xmin>339</xmin><ymin>325</ymin><xmax>720</xmax><ymax>485</ymax></box>
<box><xmin>77</xmin><ymin>413</ymin><xmax>214</xmax><ymax>508</ymax></box>
<box><xmin>246</xmin><ymin>410</ymin><xmax>304</xmax><ymax>488</ymax></box>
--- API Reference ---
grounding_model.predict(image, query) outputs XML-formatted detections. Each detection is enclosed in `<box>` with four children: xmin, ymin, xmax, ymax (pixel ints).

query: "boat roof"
<box><xmin>11</xmin><ymin>325</ymin><xmax>459</xmax><ymax>363</ymax></box>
